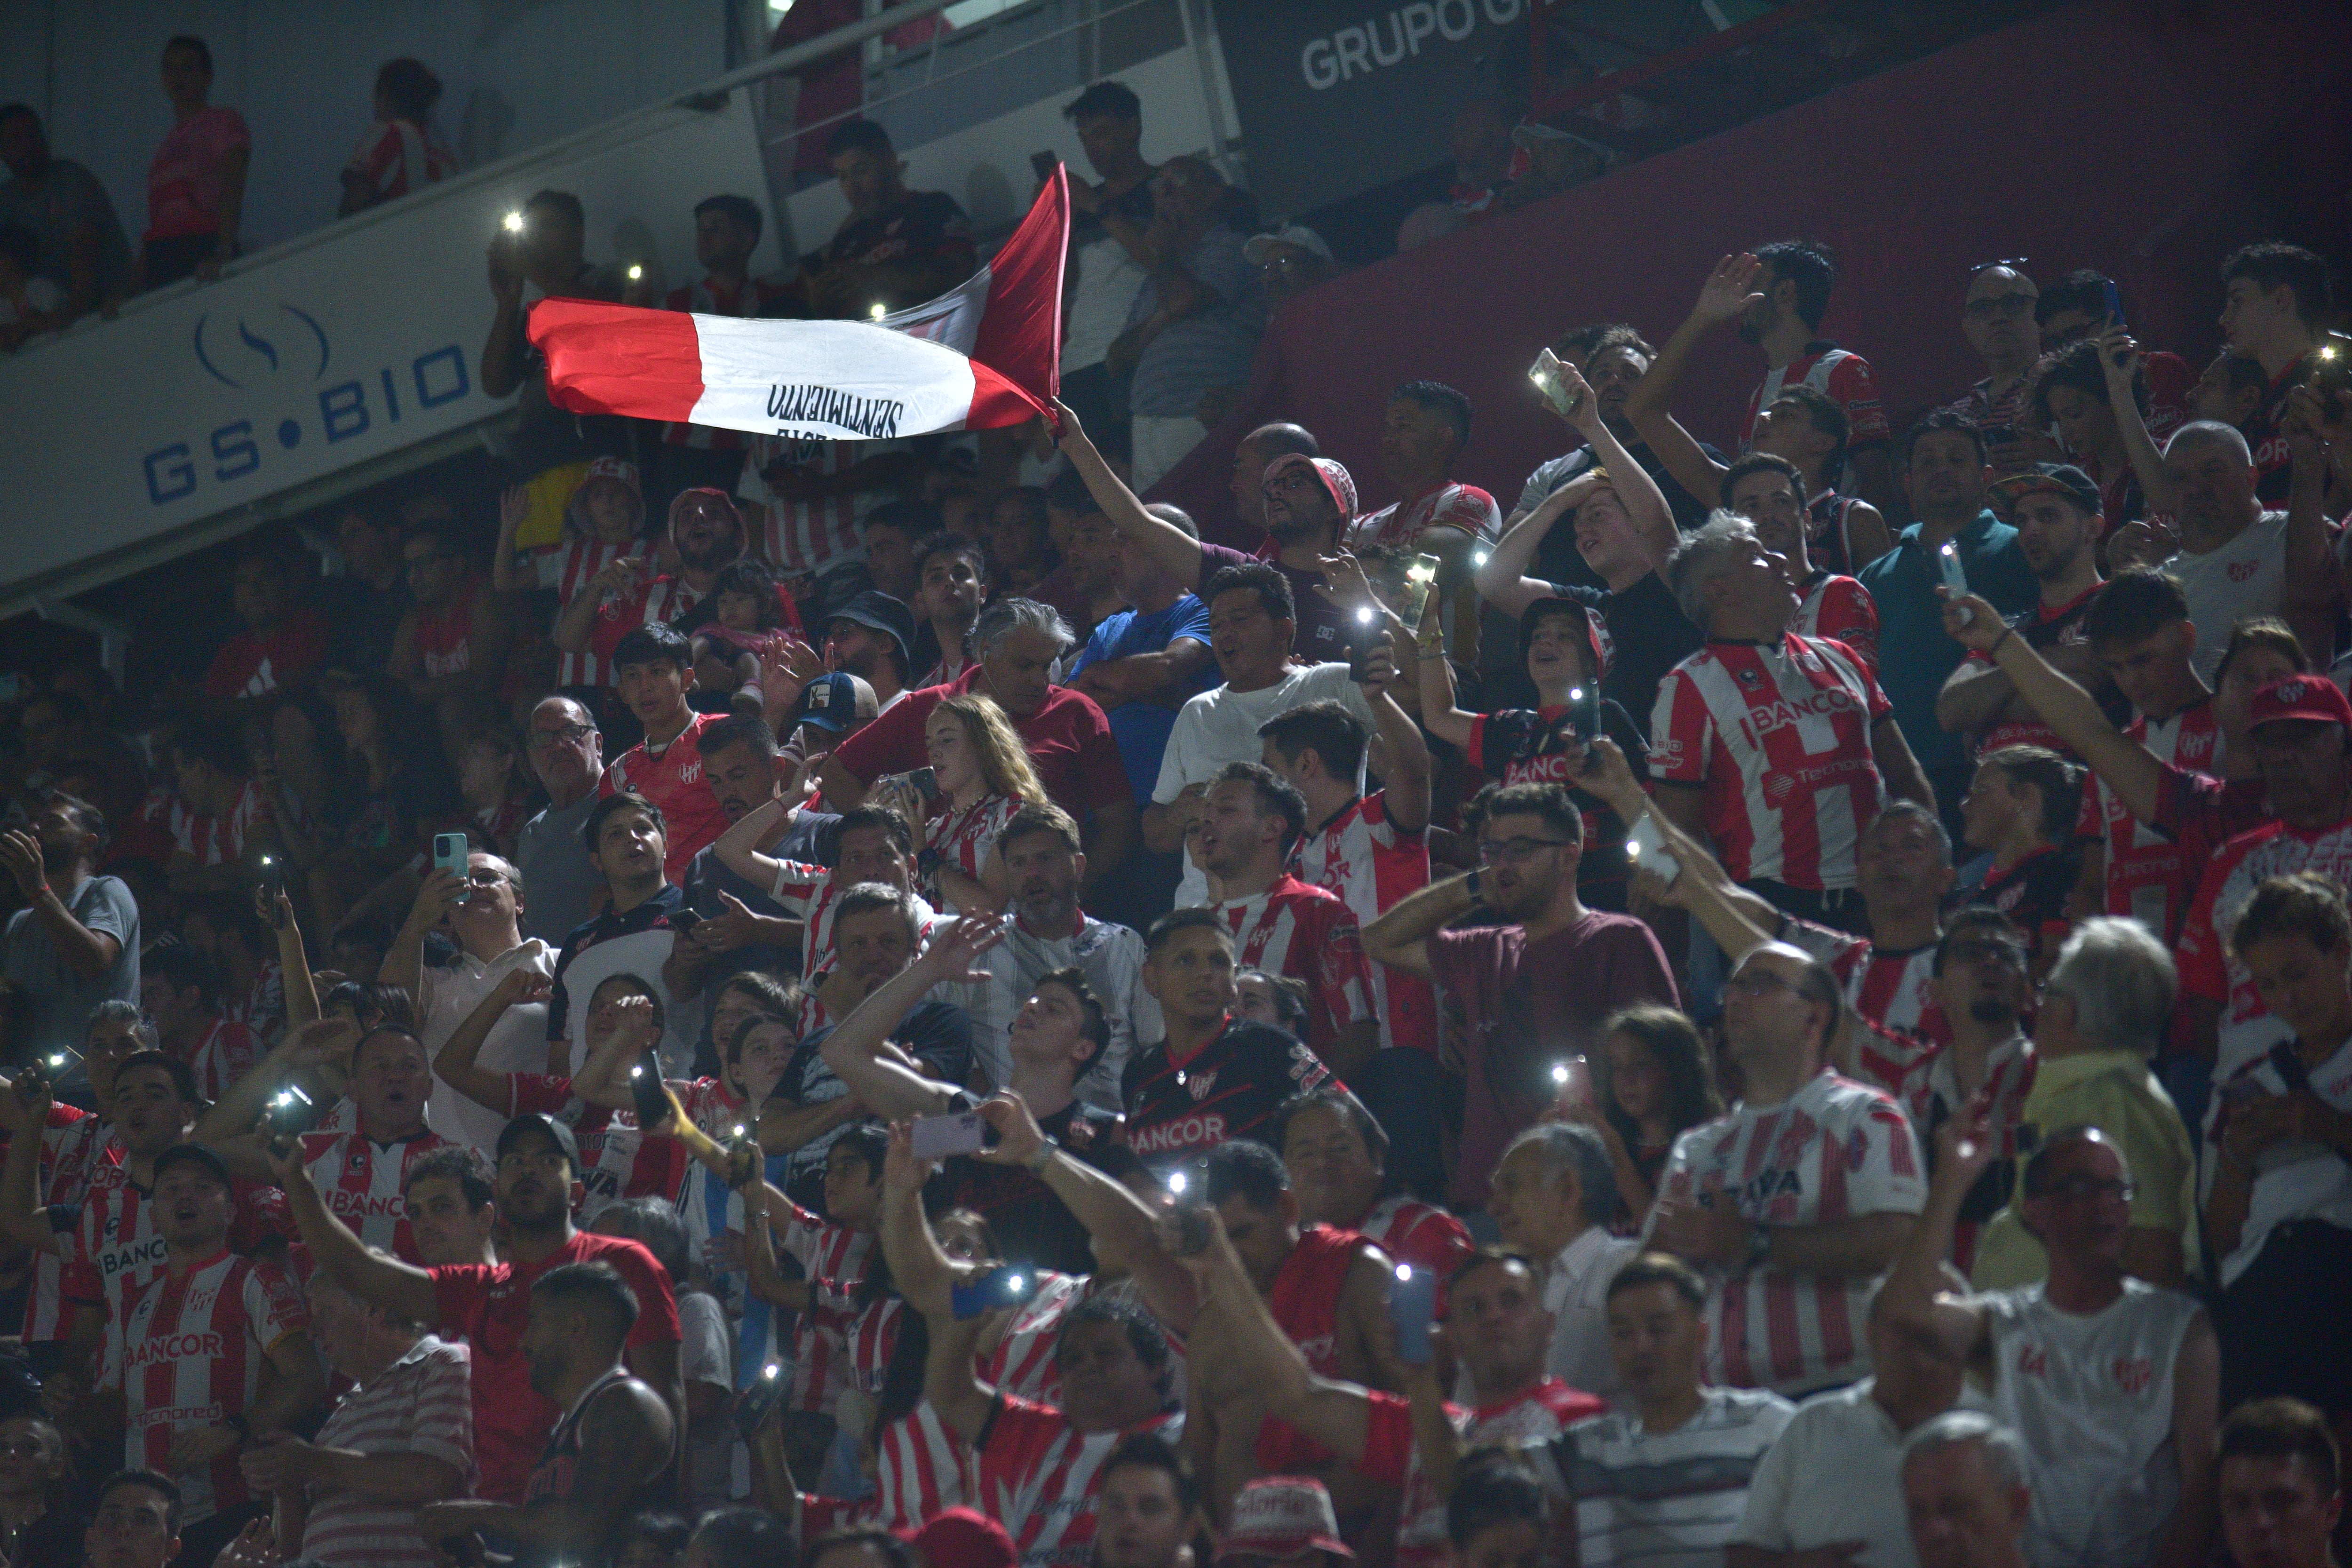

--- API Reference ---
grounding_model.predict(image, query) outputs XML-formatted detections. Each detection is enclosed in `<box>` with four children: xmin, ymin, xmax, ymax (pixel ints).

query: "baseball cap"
<box><xmin>792</xmin><ymin>671</ymin><xmax>881</xmax><ymax>734</ymax></box>
<box><xmin>1243</xmin><ymin>225</ymin><xmax>1334</xmax><ymax>268</ymax></box>
<box><xmin>576</xmin><ymin>455</ymin><xmax>641</xmax><ymax>496</ymax></box>
<box><xmin>1216</xmin><ymin>1477</ymin><xmax>1354</xmax><ymax>1563</ymax></box>
<box><xmin>1261</xmin><ymin>452</ymin><xmax>1358</xmax><ymax>519</ymax></box>
<box><xmin>1519</xmin><ymin>595</ymin><xmax>1611</xmax><ymax>684</ymax></box>
<box><xmin>823</xmin><ymin>589</ymin><xmax>917</xmax><ymax>667</ymax></box>
<box><xmin>1988</xmin><ymin>462</ymin><xmax>2103</xmax><ymax>520</ymax></box>
<box><xmin>902</xmin><ymin>1509</ymin><xmax>1017</xmax><ymax>1568</ymax></box>
<box><xmin>2247</xmin><ymin>673</ymin><xmax>2352</xmax><ymax>733</ymax></box>
<box><xmin>151</xmin><ymin>1143</ymin><xmax>234</xmax><ymax>1189</ymax></box>
<box><xmin>495</xmin><ymin>1113</ymin><xmax>583</xmax><ymax>1176</ymax></box>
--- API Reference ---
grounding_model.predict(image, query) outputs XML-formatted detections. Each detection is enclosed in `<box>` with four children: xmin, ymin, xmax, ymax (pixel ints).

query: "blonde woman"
<box><xmin>871</xmin><ymin>692</ymin><xmax>1044</xmax><ymax>912</ymax></box>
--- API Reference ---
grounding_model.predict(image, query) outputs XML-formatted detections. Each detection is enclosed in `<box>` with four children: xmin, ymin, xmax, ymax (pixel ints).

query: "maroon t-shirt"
<box><xmin>1427</xmin><ymin>912</ymin><xmax>1679</xmax><ymax>1208</ymax></box>
<box><xmin>1199</xmin><ymin>542</ymin><xmax>1353</xmax><ymax>665</ymax></box>
<box><xmin>829</xmin><ymin>666</ymin><xmax>1128</xmax><ymax>824</ymax></box>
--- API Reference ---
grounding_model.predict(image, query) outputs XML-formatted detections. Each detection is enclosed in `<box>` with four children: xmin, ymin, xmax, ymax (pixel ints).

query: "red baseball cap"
<box><xmin>1261</xmin><ymin>452</ymin><xmax>1358</xmax><ymax>519</ymax></box>
<box><xmin>2247</xmin><ymin>674</ymin><xmax>2352</xmax><ymax>733</ymax></box>
<box><xmin>901</xmin><ymin>1508</ymin><xmax>1017</xmax><ymax>1568</ymax></box>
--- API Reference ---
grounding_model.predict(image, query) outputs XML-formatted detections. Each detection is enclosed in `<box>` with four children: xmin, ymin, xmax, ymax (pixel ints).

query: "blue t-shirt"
<box><xmin>1070</xmin><ymin>593</ymin><xmax>1214</xmax><ymax>798</ymax></box>
<box><xmin>1856</xmin><ymin>509</ymin><xmax>2039</xmax><ymax>774</ymax></box>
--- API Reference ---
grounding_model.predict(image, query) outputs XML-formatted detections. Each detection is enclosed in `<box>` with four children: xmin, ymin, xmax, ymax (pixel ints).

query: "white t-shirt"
<box><xmin>2164</xmin><ymin>509</ymin><xmax>2289</xmax><ymax>681</ymax></box>
<box><xmin>1153</xmin><ymin>663</ymin><xmax>1375</xmax><ymax>907</ymax></box>
<box><xmin>1062</xmin><ymin>233</ymin><xmax>1150</xmax><ymax>371</ymax></box>
<box><xmin>1546</xmin><ymin>1225</ymin><xmax>1637</xmax><ymax>1397</ymax></box>
<box><xmin>1537</xmin><ymin>1387</ymin><xmax>1795</xmax><ymax>1568</ymax></box>
<box><xmin>1982</xmin><ymin>1280</ymin><xmax>2203</xmax><ymax>1568</ymax></box>
<box><xmin>419</xmin><ymin>940</ymin><xmax>557</xmax><ymax>1154</ymax></box>
<box><xmin>1732</xmin><ymin>1378</ymin><xmax>1917</xmax><ymax>1568</ymax></box>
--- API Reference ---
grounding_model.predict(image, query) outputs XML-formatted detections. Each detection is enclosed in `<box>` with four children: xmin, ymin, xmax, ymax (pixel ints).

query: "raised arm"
<box><xmin>568</xmin><ymin>992</ymin><xmax>664</xmax><ymax>1112</ymax></box>
<box><xmin>262</xmin><ymin>1138</ymin><xmax>441</xmax><ymax>1327</ymax></box>
<box><xmin>876</xmin><ymin>1123</ymin><xmax>961</xmax><ymax>1320</ymax></box>
<box><xmin>194</xmin><ymin>1018</ymin><xmax>359</xmax><ymax>1179</ymax></box>
<box><xmin>1361</xmin><ymin>871</ymin><xmax>1477</xmax><ymax>981</ymax></box>
<box><xmin>818</xmin><ymin>917</ymin><xmax>1006</xmax><ymax>1119</ymax></box>
<box><xmin>434</xmin><ymin>969</ymin><xmax>549</xmax><ymax>1111</ymax></box>
<box><xmin>1878</xmin><ymin>1093</ymin><xmax>1996</xmax><ymax>1365</ymax></box>
<box><xmin>1474</xmin><ymin>477</ymin><xmax>1588</xmax><ymax>619</ymax></box>
<box><xmin>919</xmin><ymin>1293</ymin><xmax>1000</xmax><ymax>1446</ymax></box>
<box><xmin>1625</xmin><ymin>252</ymin><xmax>1763</xmax><ymax>472</ymax></box>
<box><xmin>969</xmin><ymin>1091</ymin><xmax>1201</xmax><ymax>1329</ymax></box>
<box><xmin>1365</xmin><ymin>645</ymin><xmax>1431</xmax><ymax>834</ymax></box>
<box><xmin>0</xmin><ymin>1084</ymin><xmax>64</xmax><ymax>1256</ymax></box>
<box><xmin>1056</xmin><ymin>402</ymin><xmax>1207</xmax><ymax>591</ymax></box>
<box><xmin>381</xmin><ymin>870</ymin><xmax>463</xmax><ymax>1004</ymax></box>
<box><xmin>1941</xmin><ymin>591</ymin><xmax>2166</xmax><ymax>824</ymax></box>
<box><xmin>2099</xmin><ymin>324</ymin><xmax>2179</xmax><ymax>517</ymax></box>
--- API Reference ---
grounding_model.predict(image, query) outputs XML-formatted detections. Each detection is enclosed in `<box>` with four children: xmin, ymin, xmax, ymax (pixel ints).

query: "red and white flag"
<box><xmin>531</xmin><ymin>168</ymin><xmax>1067</xmax><ymax>440</ymax></box>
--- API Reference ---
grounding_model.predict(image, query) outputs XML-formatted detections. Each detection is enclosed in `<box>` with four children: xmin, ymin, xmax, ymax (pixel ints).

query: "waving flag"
<box><xmin>531</xmin><ymin>167</ymin><xmax>1067</xmax><ymax>440</ymax></box>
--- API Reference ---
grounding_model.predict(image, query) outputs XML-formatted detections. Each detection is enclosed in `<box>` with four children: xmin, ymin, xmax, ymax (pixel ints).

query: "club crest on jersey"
<box><xmin>2112</xmin><ymin>1355</ymin><xmax>2156</xmax><ymax>1395</ymax></box>
<box><xmin>1183</xmin><ymin>1070</ymin><xmax>1218</xmax><ymax>1102</ymax></box>
<box><xmin>680</xmin><ymin>758</ymin><xmax>703</xmax><ymax>783</ymax></box>
<box><xmin>1736</xmin><ymin>666</ymin><xmax>1763</xmax><ymax>685</ymax></box>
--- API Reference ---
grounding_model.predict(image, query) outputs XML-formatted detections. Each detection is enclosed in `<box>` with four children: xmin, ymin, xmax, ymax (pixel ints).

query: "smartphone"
<box><xmin>1168</xmin><ymin>1198</ymin><xmax>1215</xmax><ymax>1257</ymax></box>
<box><xmin>734</xmin><ymin>1360</ymin><xmax>787</xmax><ymax>1438</ymax></box>
<box><xmin>256</xmin><ymin>851</ymin><xmax>284</xmax><ymax>910</ymax></box>
<box><xmin>1626</xmin><ymin>813</ymin><xmax>1679</xmax><ymax>884</ymax></box>
<box><xmin>1390</xmin><ymin>1264</ymin><xmax>1438</xmax><ymax>1366</ymax></box>
<box><xmin>669</xmin><ymin>907</ymin><xmax>701</xmax><ymax>938</ymax></box>
<box><xmin>1550</xmin><ymin>1055</ymin><xmax>1593</xmax><ymax>1107</ymax></box>
<box><xmin>267</xmin><ymin>1083</ymin><xmax>316</xmax><ymax>1143</ymax></box>
<box><xmin>14</xmin><ymin>1045</ymin><xmax>78</xmax><ymax>1103</ymax></box>
<box><xmin>907</xmin><ymin>767</ymin><xmax>941</xmax><ymax>803</ymax></box>
<box><xmin>1030</xmin><ymin>151</ymin><xmax>1059</xmax><ymax>183</ymax></box>
<box><xmin>2100</xmin><ymin>275</ymin><xmax>2126</xmax><ymax>331</ymax></box>
<box><xmin>1344</xmin><ymin>605</ymin><xmax>1383</xmax><ymax>681</ymax></box>
<box><xmin>2312</xmin><ymin>331</ymin><xmax>2352</xmax><ymax>421</ymax></box>
<box><xmin>1395</xmin><ymin>554</ymin><xmax>1441</xmax><ymax>631</ymax></box>
<box><xmin>950</xmin><ymin>1264</ymin><xmax>1042</xmax><ymax>1320</ymax></box>
<box><xmin>433</xmin><ymin>833</ymin><xmax>469</xmax><ymax>881</ymax></box>
<box><xmin>628</xmin><ymin>1049</ymin><xmax>670</xmax><ymax>1127</ymax></box>
<box><xmin>908</xmin><ymin>1110</ymin><xmax>991</xmax><ymax>1160</ymax></box>
<box><xmin>1937</xmin><ymin>541</ymin><xmax>1975</xmax><ymax>627</ymax></box>
<box><xmin>1528</xmin><ymin>347</ymin><xmax>1573</xmax><ymax>416</ymax></box>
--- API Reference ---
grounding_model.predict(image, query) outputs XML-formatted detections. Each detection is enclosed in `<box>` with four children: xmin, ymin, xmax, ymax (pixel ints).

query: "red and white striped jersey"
<box><xmin>1783</xmin><ymin>922</ymin><xmax>1950</xmax><ymax>1068</ymax></box>
<box><xmin>844</xmin><ymin>1294</ymin><xmax>971</xmax><ymax>1528</ymax></box>
<box><xmin>922</xmin><ymin>793</ymin><xmax>1021</xmax><ymax>912</ymax></box>
<box><xmin>1211</xmin><ymin>875</ymin><xmax>1377</xmax><ymax>1058</ymax></box>
<box><xmin>1793</xmin><ymin>574</ymin><xmax>1879</xmax><ymax>673</ymax></box>
<box><xmin>1650</xmin><ymin>634</ymin><xmax>1892</xmax><ymax>891</ymax></box>
<box><xmin>1648</xmin><ymin>1071</ymin><xmax>1926</xmax><ymax>1394</ymax></box>
<box><xmin>773</xmin><ymin>1199</ymin><xmax>874</xmax><ymax>1412</ymax></box>
<box><xmin>1356</xmin><ymin>1194</ymin><xmax>1475</xmax><ymax>1285</ymax></box>
<box><xmin>972</xmin><ymin>1398</ymin><xmax>1184</xmax><ymax>1568</ymax></box>
<box><xmin>164</xmin><ymin>779</ymin><xmax>267</xmax><ymax>867</ymax></box>
<box><xmin>532</xmin><ymin>538</ymin><xmax>649</xmax><ymax>687</ymax></box>
<box><xmin>981</xmin><ymin>1270</ymin><xmax>1090</xmax><ymax>1403</ymax></box>
<box><xmin>586</xmin><ymin>574</ymin><xmax>709</xmax><ymax>687</ymax></box>
<box><xmin>2076</xmin><ymin>700</ymin><xmax>2223</xmax><ymax>942</ymax></box>
<box><xmin>299</xmin><ymin>1128</ymin><xmax>450</xmax><ymax>1262</ymax></box>
<box><xmin>1739</xmin><ymin>343</ymin><xmax>1890</xmax><ymax>454</ymax></box>
<box><xmin>184</xmin><ymin>1017</ymin><xmax>262</xmax><ymax>1104</ymax></box>
<box><xmin>768</xmin><ymin>860</ymin><xmax>938</xmax><ymax>995</ymax></box>
<box><xmin>343</xmin><ymin>119</ymin><xmax>455</xmax><ymax>205</ymax></box>
<box><xmin>23</xmin><ymin>1108</ymin><xmax>121</xmax><ymax>1340</ymax></box>
<box><xmin>110</xmin><ymin>1250</ymin><xmax>308</xmax><ymax>1523</ymax></box>
<box><xmin>1891</xmin><ymin>1034</ymin><xmax>2037</xmax><ymax>1161</ymax></box>
<box><xmin>740</xmin><ymin>434</ymin><xmax>903</xmax><ymax>577</ymax></box>
<box><xmin>2177</xmin><ymin>812</ymin><xmax>2352</xmax><ymax>1080</ymax></box>
<box><xmin>1384</xmin><ymin>1378</ymin><xmax>1605</xmax><ymax>1568</ymax></box>
<box><xmin>1347</xmin><ymin>482</ymin><xmax>1502</xmax><ymax>552</ymax></box>
<box><xmin>63</xmin><ymin>1164</ymin><xmax>166</xmax><ymax>1321</ymax></box>
<box><xmin>1291</xmin><ymin>792</ymin><xmax>1435</xmax><ymax>1054</ymax></box>
<box><xmin>663</xmin><ymin>278</ymin><xmax>796</xmax><ymax>450</ymax></box>
<box><xmin>505</xmin><ymin>1074</ymin><xmax>691</xmax><ymax>1218</ymax></box>
<box><xmin>599</xmin><ymin>710</ymin><xmax>733</xmax><ymax>883</ymax></box>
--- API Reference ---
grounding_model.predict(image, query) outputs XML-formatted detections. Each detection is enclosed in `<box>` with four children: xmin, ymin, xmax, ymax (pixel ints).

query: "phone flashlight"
<box><xmin>1551</xmin><ymin>1062</ymin><xmax>1571</xmax><ymax>1086</ymax></box>
<box><xmin>869</xmin><ymin>302</ymin><xmax>888</xmax><ymax>321</ymax></box>
<box><xmin>1355</xmin><ymin>606</ymin><xmax>1375</xmax><ymax>624</ymax></box>
<box><xmin>627</xmin><ymin>263</ymin><xmax>644</xmax><ymax>281</ymax></box>
<box><xmin>1165</xmin><ymin>1171</ymin><xmax>1188</xmax><ymax>1196</ymax></box>
<box><xmin>1472</xmin><ymin>550</ymin><xmax>1490</xmax><ymax>566</ymax></box>
<box><xmin>502</xmin><ymin>211</ymin><xmax>525</xmax><ymax>233</ymax></box>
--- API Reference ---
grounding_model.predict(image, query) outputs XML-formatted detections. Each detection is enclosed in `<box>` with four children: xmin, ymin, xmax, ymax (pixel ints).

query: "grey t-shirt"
<box><xmin>0</xmin><ymin>159</ymin><xmax>132</xmax><ymax>298</ymax></box>
<box><xmin>517</xmin><ymin>794</ymin><xmax>604</xmax><ymax>946</ymax></box>
<box><xmin>1126</xmin><ymin>224</ymin><xmax>1263</xmax><ymax>418</ymax></box>
<box><xmin>1</xmin><ymin>875</ymin><xmax>139</xmax><ymax>1059</ymax></box>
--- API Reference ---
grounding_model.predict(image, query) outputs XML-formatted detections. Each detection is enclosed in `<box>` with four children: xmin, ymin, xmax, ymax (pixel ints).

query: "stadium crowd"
<box><xmin>4</xmin><ymin>28</ymin><xmax>2352</xmax><ymax>1568</ymax></box>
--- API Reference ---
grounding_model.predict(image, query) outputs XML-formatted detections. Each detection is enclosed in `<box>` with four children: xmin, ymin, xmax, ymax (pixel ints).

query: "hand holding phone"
<box><xmin>628</xmin><ymin>1050</ymin><xmax>672</xmax><ymax>1128</ymax></box>
<box><xmin>950</xmin><ymin>1264</ymin><xmax>1042</xmax><ymax>1320</ymax></box>
<box><xmin>1389</xmin><ymin>1264</ymin><xmax>1438</xmax><ymax>1365</ymax></box>
<box><xmin>1937</xmin><ymin>542</ymin><xmax>1974</xmax><ymax>627</ymax></box>
<box><xmin>1530</xmin><ymin>347</ymin><xmax>1576</xmax><ymax>416</ymax></box>
<box><xmin>1626</xmin><ymin>815</ymin><xmax>1679</xmax><ymax>884</ymax></box>
<box><xmin>909</xmin><ymin>1111</ymin><xmax>992</xmax><ymax>1160</ymax></box>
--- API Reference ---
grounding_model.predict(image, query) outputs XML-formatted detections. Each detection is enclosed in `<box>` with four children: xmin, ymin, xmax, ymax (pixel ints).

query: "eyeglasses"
<box><xmin>527</xmin><ymin>723</ymin><xmax>596</xmax><ymax>749</ymax></box>
<box><xmin>2034</xmin><ymin>1175</ymin><xmax>2136</xmax><ymax>1203</ymax></box>
<box><xmin>1475</xmin><ymin>836</ymin><xmax>1574</xmax><ymax>865</ymax></box>
<box><xmin>1963</xmin><ymin>294</ymin><xmax>2037</xmax><ymax>320</ymax></box>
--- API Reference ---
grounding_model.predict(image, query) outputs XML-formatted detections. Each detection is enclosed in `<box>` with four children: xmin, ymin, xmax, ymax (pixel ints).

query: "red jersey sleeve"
<box><xmin>1648</xmin><ymin>669</ymin><xmax>1712</xmax><ymax>786</ymax></box>
<box><xmin>1309</xmin><ymin>904</ymin><xmax>1378</xmax><ymax>1032</ymax></box>
<box><xmin>1828</xmin><ymin>354</ymin><xmax>1891</xmax><ymax>447</ymax></box>
<box><xmin>1356</xmin><ymin>1390</ymin><xmax>1418</xmax><ymax>1488</ymax></box>
<box><xmin>1067</xmin><ymin>693</ymin><xmax>1131</xmax><ymax>813</ymax></box>
<box><xmin>594</xmin><ymin>1235</ymin><xmax>683</xmax><ymax>1347</ymax></box>
<box><xmin>431</xmin><ymin>1264</ymin><xmax>499</xmax><ymax>1337</ymax></box>
<box><xmin>60</xmin><ymin>1210</ymin><xmax>99</xmax><ymax>1305</ymax></box>
<box><xmin>506</xmin><ymin>1073</ymin><xmax>575</xmax><ymax>1116</ymax></box>
<box><xmin>1464</xmin><ymin>713</ymin><xmax>1494</xmax><ymax>776</ymax></box>
<box><xmin>1816</xmin><ymin>582</ymin><xmax>1880</xmax><ymax>673</ymax></box>
<box><xmin>2175</xmin><ymin>852</ymin><xmax>2233</xmax><ymax>1003</ymax></box>
<box><xmin>244</xmin><ymin>1258</ymin><xmax>310</xmax><ymax>1348</ymax></box>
